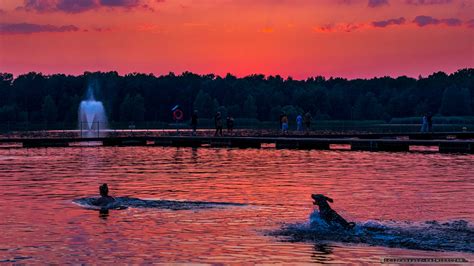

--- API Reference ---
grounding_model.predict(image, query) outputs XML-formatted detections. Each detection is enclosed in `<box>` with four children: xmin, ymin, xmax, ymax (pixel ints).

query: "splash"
<box><xmin>272</xmin><ymin>210</ymin><xmax>474</xmax><ymax>253</ymax></box>
<box><xmin>78</xmin><ymin>84</ymin><xmax>108</xmax><ymax>136</ymax></box>
<box><xmin>73</xmin><ymin>197</ymin><xmax>245</xmax><ymax>211</ymax></box>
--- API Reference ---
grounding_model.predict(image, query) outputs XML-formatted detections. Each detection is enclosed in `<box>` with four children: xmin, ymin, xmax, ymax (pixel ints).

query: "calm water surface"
<box><xmin>0</xmin><ymin>146</ymin><xmax>473</xmax><ymax>264</ymax></box>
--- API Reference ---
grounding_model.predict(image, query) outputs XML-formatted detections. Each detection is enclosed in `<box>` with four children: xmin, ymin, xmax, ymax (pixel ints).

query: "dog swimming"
<box><xmin>311</xmin><ymin>194</ymin><xmax>355</xmax><ymax>229</ymax></box>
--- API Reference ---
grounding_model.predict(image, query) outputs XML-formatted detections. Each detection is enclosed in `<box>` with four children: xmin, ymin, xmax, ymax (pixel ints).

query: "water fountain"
<box><xmin>78</xmin><ymin>85</ymin><xmax>108</xmax><ymax>137</ymax></box>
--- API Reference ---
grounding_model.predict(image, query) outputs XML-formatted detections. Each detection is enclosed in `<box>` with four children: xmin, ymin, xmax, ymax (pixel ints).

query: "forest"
<box><xmin>0</xmin><ymin>69</ymin><xmax>473</xmax><ymax>127</ymax></box>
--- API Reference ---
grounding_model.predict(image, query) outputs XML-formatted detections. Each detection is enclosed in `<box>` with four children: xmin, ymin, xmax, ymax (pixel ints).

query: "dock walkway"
<box><xmin>0</xmin><ymin>133</ymin><xmax>473</xmax><ymax>153</ymax></box>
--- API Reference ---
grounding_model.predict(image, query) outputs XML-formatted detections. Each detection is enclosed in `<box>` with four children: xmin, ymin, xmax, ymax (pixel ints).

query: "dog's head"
<box><xmin>311</xmin><ymin>194</ymin><xmax>333</xmax><ymax>206</ymax></box>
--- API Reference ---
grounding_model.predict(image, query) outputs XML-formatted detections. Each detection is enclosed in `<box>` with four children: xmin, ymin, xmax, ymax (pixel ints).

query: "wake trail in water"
<box><xmin>272</xmin><ymin>210</ymin><xmax>474</xmax><ymax>253</ymax></box>
<box><xmin>73</xmin><ymin>197</ymin><xmax>245</xmax><ymax>211</ymax></box>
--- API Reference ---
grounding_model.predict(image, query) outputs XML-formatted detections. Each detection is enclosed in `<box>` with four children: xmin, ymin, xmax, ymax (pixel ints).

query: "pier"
<box><xmin>0</xmin><ymin>133</ymin><xmax>473</xmax><ymax>153</ymax></box>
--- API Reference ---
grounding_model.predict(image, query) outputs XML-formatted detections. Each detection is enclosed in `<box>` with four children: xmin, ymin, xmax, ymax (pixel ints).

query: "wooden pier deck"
<box><xmin>0</xmin><ymin>134</ymin><xmax>473</xmax><ymax>153</ymax></box>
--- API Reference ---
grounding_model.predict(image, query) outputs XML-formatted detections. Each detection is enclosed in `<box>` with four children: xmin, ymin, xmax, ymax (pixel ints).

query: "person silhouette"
<box><xmin>427</xmin><ymin>112</ymin><xmax>433</xmax><ymax>132</ymax></box>
<box><xmin>191</xmin><ymin>110</ymin><xmax>198</xmax><ymax>136</ymax></box>
<box><xmin>214</xmin><ymin>112</ymin><xmax>223</xmax><ymax>136</ymax></box>
<box><xmin>281</xmin><ymin>113</ymin><xmax>289</xmax><ymax>134</ymax></box>
<box><xmin>420</xmin><ymin>114</ymin><xmax>428</xmax><ymax>132</ymax></box>
<box><xmin>296</xmin><ymin>114</ymin><xmax>303</xmax><ymax>131</ymax></box>
<box><xmin>226</xmin><ymin>115</ymin><xmax>234</xmax><ymax>134</ymax></box>
<box><xmin>92</xmin><ymin>184</ymin><xmax>115</xmax><ymax>206</ymax></box>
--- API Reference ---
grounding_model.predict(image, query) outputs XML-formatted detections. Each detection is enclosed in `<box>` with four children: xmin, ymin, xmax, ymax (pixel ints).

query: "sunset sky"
<box><xmin>0</xmin><ymin>0</ymin><xmax>473</xmax><ymax>79</ymax></box>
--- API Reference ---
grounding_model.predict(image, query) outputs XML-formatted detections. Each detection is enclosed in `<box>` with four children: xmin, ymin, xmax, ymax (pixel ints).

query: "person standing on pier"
<box><xmin>226</xmin><ymin>115</ymin><xmax>234</xmax><ymax>134</ymax></box>
<box><xmin>281</xmin><ymin>113</ymin><xmax>289</xmax><ymax>134</ymax></box>
<box><xmin>191</xmin><ymin>110</ymin><xmax>198</xmax><ymax>136</ymax></box>
<box><xmin>215</xmin><ymin>112</ymin><xmax>223</xmax><ymax>136</ymax></box>
<box><xmin>296</xmin><ymin>114</ymin><xmax>303</xmax><ymax>131</ymax></box>
<box><xmin>427</xmin><ymin>112</ymin><xmax>433</xmax><ymax>132</ymax></box>
<box><xmin>420</xmin><ymin>114</ymin><xmax>428</xmax><ymax>132</ymax></box>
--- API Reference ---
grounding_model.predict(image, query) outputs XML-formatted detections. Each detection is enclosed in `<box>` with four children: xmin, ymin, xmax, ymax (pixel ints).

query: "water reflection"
<box><xmin>0</xmin><ymin>147</ymin><xmax>473</xmax><ymax>263</ymax></box>
<box><xmin>99</xmin><ymin>209</ymin><xmax>109</xmax><ymax>220</ymax></box>
<box><xmin>311</xmin><ymin>243</ymin><xmax>334</xmax><ymax>263</ymax></box>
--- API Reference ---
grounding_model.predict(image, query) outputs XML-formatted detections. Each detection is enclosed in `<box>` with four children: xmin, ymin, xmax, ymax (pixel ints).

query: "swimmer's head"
<box><xmin>99</xmin><ymin>183</ymin><xmax>109</xmax><ymax>197</ymax></box>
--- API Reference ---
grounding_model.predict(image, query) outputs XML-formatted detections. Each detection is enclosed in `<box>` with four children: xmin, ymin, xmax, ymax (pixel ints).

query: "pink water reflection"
<box><xmin>0</xmin><ymin>147</ymin><xmax>473</xmax><ymax>263</ymax></box>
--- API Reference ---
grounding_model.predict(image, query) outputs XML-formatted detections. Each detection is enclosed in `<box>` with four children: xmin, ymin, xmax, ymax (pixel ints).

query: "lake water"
<box><xmin>0</xmin><ymin>146</ymin><xmax>473</xmax><ymax>264</ymax></box>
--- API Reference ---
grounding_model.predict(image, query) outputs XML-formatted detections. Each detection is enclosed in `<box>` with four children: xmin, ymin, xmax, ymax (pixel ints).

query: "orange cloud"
<box><xmin>259</xmin><ymin>27</ymin><xmax>275</xmax><ymax>33</ymax></box>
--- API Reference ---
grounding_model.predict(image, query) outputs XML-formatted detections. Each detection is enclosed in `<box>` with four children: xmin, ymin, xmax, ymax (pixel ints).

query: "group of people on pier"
<box><xmin>190</xmin><ymin>110</ymin><xmax>312</xmax><ymax>136</ymax></box>
<box><xmin>190</xmin><ymin>110</ymin><xmax>436</xmax><ymax>136</ymax></box>
<box><xmin>420</xmin><ymin>112</ymin><xmax>434</xmax><ymax>133</ymax></box>
<box><xmin>191</xmin><ymin>110</ymin><xmax>234</xmax><ymax>137</ymax></box>
<box><xmin>279</xmin><ymin>112</ymin><xmax>312</xmax><ymax>134</ymax></box>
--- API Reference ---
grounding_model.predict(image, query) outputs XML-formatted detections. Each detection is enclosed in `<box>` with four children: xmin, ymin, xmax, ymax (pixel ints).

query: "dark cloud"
<box><xmin>372</xmin><ymin>17</ymin><xmax>406</xmax><ymax>27</ymax></box>
<box><xmin>0</xmin><ymin>23</ymin><xmax>79</xmax><ymax>34</ymax></box>
<box><xmin>92</xmin><ymin>27</ymin><xmax>112</xmax><ymax>32</ymax></box>
<box><xmin>20</xmin><ymin>0</ymin><xmax>97</xmax><ymax>13</ymax></box>
<box><xmin>442</xmin><ymin>18</ymin><xmax>463</xmax><ymax>26</ymax></box>
<box><xmin>339</xmin><ymin>23</ymin><xmax>364</xmax><ymax>32</ymax></box>
<box><xmin>17</xmin><ymin>0</ymin><xmax>164</xmax><ymax>13</ymax></box>
<box><xmin>413</xmin><ymin>15</ymin><xmax>439</xmax><ymax>26</ymax></box>
<box><xmin>406</xmin><ymin>0</ymin><xmax>453</xmax><ymax>5</ymax></box>
<box><xmin>368</xmin><ymin>0</ymin><xmax>389</xmax><ymax>7</ymax></box>
<box><xmin>413</xmin><ymin>15</ymin><xmax>462</xmax><ymax>26</ymax></box>
<box><xmin>316</xmin><ymin>15</ymin><xmax>468</xmax><ymax>33</ymax></box>
<box><xmin>56</xmin><ymin>0</ymin><xmax>97</xmax><ymax>13</ymax></box>
<box><xmin>21</xmin><ymin>0</ymin><xmax>56</xmax><ymax>12</ymax></box>
<box><xmin>99</xmin><ymin>0</ymin><xmax>140</xmax><ymax>7</ymax></box>
<box><xmin>337</xmin><ymin>0</ymin><xmax>357</xmax><ymax>4</ymax></box>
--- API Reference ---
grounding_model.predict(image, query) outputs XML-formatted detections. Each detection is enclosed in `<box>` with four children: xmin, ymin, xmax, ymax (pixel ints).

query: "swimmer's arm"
<box><xmin>91</xmin><ymin>198</ymin><xmax>103</xmax><ymax>206</ymax></box>
<box><xmin>91</xmin><ymin>198</ymin><xmax>100</xmax><ymax>206</ymax></box>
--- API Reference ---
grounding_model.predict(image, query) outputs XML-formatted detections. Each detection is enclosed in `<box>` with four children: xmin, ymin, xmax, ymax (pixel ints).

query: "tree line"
<box><xmin>0</xmin><ymin>69</ymin><xmax>473</xmax><ymax>125</ymax></box>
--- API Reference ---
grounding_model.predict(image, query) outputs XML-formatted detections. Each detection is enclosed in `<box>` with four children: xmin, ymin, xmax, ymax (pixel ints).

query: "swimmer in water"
<box><xmin>92</xmin><ymin>183</ymin><xmax>115</xmax><ymax>206</ymax></box>
<box><xmin>311</xmin><ymin>194</ymin><xmax>355</xmax><ymax>229</ymax></box>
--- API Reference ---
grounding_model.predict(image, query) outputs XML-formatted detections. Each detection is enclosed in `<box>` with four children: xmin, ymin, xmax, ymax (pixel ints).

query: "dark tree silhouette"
<box><xmin>0</xmin><ymin>68</ymin><xmax>472</xmax><ymax>127</ymax></box>
<box><xmin>243</xmin><ymin>95</ymin><xmax>257</xmax><ymax>118</ymax></box>
<box><xmin>120</xmin><ymin>94</ymin><xmax>145</xmax><ymax>122</ymax></box>
<box><xmin>41</xmin><ymin>95</ymin><xmax>58</xmax><ymax>123</ymax></box>
<box><xmin>440</xmin><ymin>86</ymin><xmax>472</xmax><ymax>116</ymax></box>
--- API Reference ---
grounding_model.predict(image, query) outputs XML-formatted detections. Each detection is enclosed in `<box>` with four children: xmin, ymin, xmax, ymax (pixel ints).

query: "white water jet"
<box><xmin>78</xmin><ymin>86</ymin><xmax>108</xmax><ymax>136</ymax></box>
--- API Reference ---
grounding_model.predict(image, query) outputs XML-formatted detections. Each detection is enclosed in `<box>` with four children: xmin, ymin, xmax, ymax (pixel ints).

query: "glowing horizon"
<box><xmin>0</xmin><ymin>0</ymin><xmax>473</xmax><ymax>79</ymax></box>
